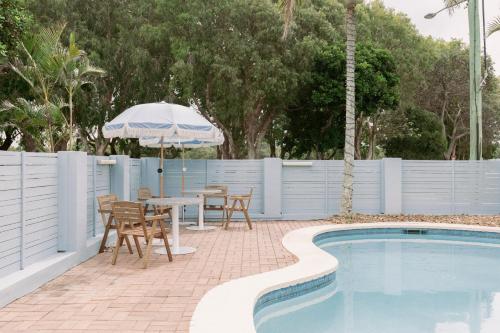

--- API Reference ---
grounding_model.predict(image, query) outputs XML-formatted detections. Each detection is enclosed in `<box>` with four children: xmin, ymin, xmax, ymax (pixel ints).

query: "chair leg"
<box><xmin>225</xmin><ymin>201</ymin><xmax>237</xmax><ymax>230</ymax></box>
<box><xmin>133</xmin><ymin>236</ymin><xmax>143</xmax><ymax>258</ymax></box>
<box><xmin>241</xmin><ymin>200</ymin><xmax>253</xmax><ymax>230</ymax></box>
<box><xmin>111</xmin><ymin>235</ymin><xmax>122</xmax><ymax>265</ymax></box>
<box><xmin>124</xmin><ymin>235</ymin><xmax>133</xmax><ymax>254</ymax></box>
<box><xmin>99</xmin><ymin>214</ymin><xmax>113</xmax><ymax>253</ymax></box>
<box><xmin>143</xmin><ymin>234</ymin><xmax>154</xmax><ymax>269</ymax></box>
<box><xmin>159</xmin><ymin>221</ymin><xmax>173</xmax><ymax>262</ymax></box>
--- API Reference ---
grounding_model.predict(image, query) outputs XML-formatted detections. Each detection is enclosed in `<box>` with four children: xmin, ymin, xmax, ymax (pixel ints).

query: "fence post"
<box><xmin>381</xmin><ymin>158</ymin><xmax>402</xmax><ymax>215</ymax></box>
<box><xmin>20</xmin><ymin>152</ymin><xmax>25</xmax><ymax>269</ymax></box>
<box><xmin>57</xmin><ymin>151</ymin><xmax>88</xmax><ymax>253</ymax></box>
<box><xmin>110</xmin><ymin>155</ymin><xmax>130</xmax><ymax>200</ymax></box>
<box><xmin>263</xmin><ymin>158</ymin><xmax>282</xmax><ymax>218</ymax></box>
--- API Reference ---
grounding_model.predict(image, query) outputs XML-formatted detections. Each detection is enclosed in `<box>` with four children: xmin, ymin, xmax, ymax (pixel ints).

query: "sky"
<box><xmin>380</xmin><ymin>0</ymin><xmax>500</xmax><ymax>74</ymax></box>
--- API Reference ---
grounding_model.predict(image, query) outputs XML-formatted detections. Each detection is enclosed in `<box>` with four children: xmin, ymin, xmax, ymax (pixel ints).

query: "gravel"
<box><xmin>328</xmin><ymin>214</ymin><xmax>500</xmax><ymax>227</ymax></box>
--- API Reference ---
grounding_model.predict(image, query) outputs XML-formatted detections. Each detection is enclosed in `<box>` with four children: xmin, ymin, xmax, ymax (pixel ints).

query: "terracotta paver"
<box><xmin>0</xmin><ymin>221</ymin><xmax>327</xmax><ymax>332</ymax></box>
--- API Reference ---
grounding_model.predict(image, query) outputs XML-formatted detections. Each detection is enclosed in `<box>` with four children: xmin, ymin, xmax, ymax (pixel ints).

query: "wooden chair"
<box><xmin>137</xmin><ymin>187</ymin><xmax>171</xmax><ymax>217</ymax></box>
<box><xmin>111</xmin><ymin>201</ymin><xmax>173</xmax><ymax>268</ymax></box>
<box><xmin>97</xmin><ymin>194</ymin><xmax>133</xmax><ymax>254</ymax></box>
<box><xmin>223</xmin><ymin>188</ymin><xmax>254</xmax><ymax>230</ymax></box>
<box><xmin>137</xmin><ymin>187</ymin><xmax>157</xmax><ymax>213</ymax></box>
<box><xmin>203</xmin><ymin>185</ymin><xmax>228</xmax><ymax>222</ymax></box>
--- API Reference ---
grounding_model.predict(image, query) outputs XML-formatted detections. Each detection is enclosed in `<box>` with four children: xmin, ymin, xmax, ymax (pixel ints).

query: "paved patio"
<box><xmin>0</xmin><ymin>221</ymin><xmax>327</xmax><ymax>332</ymax></box>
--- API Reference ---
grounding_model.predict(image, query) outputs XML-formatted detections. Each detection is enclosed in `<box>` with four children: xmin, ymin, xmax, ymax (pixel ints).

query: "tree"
<box><xmin>0</xmin><ymin>0</ymin><xmax>31</xmax><ymax>150</ymax></box>
<box><xmin>0</xmin><ymin>0</ymin><xmax>30</xmax><ymax>63</ymax></box>
<box><xmin>282</xmin><ymin>42</ymin><xmax>399</xmax><ymax>160</ymax></box>
<box><xmin>9</xmin><ymin>24</ymin><xmax>68</xmax><ymax>152</ymax></box>
<box><xmin>59</xmin><ymin>32</ymin><xmax>104</xmax><ymax>150</ymax></box>
<box><xmin>169</xmin><ymin>0</ymin><xmax>333</xmax><ymax>159</ymax></box>
<box><xmin>488</xmin><ymin>17</ymin><xmax>500</xmax><ymax>36</ymax></box>
<box><xmin>28</xmin><ymin>0</ymin><xmax>175</xmax><ymax>155</ymax></box>
<box><xmin>381</xmin><ymin>107</ymin><xmax>447</xmax><ymax>160</ymax></box>
<box><xmin>340</xmin><ymin>0</ymin><xmax>357</xmax><ymax>215</ymax></box>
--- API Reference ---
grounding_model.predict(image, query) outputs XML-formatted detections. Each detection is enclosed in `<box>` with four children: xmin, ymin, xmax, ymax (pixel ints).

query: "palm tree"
<box><xmin>10</xmin><ymin>24</ymin><xmax>68</xmax><ymax>152</ymax></box>
<box><xmin>60</xmin><ymin>33</ymin><xmax>104</xmax><ymax>150</ymax></box>
<box><xmin>279</xmin><ymin>0</ymin><xmax>360</xmax><ymax>215</ymax></box>
<box><xmin>487</xmin><ymin>16</ymin><xmax>500</xmax><ymax>36</ymax></box>
<box><xmin>341</xmin><ymin>0</ymin><xmax>358</xmax><ymax>216</ymax></box>
<box><xmin>10</xmin><ymin>24</ymin><xmax>104</xmax><ymax>151</ymax></box>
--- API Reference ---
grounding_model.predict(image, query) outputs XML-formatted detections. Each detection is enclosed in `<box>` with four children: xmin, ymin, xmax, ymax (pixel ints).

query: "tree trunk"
<box><xmin>21</xmin><ymin>131</ymin><xmax>38</xmax><ymax>152</ymax></box>
<box><xmin>0</xmin><ymin>127</ymin><xmax>16</xmax><ymax>151</ymax></box>
<box><xmin>341</xmin><ymin>2</ymin><xmax>357</xmax><ymax>216</ymax></box>
<box><xmin>367</xmin><ymin>116</ymin><xmax>377</xmax><ymax>160</ymax></box>
<box><xmin>354</xmin><ymin>112</ymin><xmax>363</xmax><ymax>160</ymax></box>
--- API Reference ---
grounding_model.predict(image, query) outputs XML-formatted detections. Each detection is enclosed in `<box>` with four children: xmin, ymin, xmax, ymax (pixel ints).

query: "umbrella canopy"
<box><xmin>102</xmin><ymin>102</ymin><xmax>219</xmax><ymax>141</ymax></box>
<box><xmin>103</xmin><ymin>102</ymin><xmax>222</xmax><ymax>198</ymax></box>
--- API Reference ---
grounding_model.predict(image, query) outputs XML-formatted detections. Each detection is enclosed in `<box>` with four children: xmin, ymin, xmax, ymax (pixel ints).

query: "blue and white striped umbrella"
<box><xmin>103</xmin><ymin>102</ymin><xmax>222</xmax><ymax>198</ymax></box>
<box><xmin>102</xmin><ymin>102</ymin><xmax>219</xmax><ymax>141</ymax></box>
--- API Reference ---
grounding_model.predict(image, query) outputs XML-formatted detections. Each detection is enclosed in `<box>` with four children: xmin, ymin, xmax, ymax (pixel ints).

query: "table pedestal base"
<box><xmin>155</xmin><ymin>247</ymin><xmax>196</xmax><ymax>255</ymax></box>
<box><xmin>186</xmin><ymin>225</ymin><xmax>217</xmax><ymax>231</ymax></box>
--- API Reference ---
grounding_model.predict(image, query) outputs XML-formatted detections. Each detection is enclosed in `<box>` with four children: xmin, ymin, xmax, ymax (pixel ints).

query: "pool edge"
<box><xmin>189</xmin><ymin>222</ymin><xmax>500</xmax><ymax>333</ymax></box>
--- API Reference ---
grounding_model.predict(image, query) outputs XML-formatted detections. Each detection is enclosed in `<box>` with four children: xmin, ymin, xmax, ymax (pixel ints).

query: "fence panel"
<box><xmin>0</xmin><ymin>152</ymin><xmax>59</xmax><ymax>277</ymax></box>
<box><xmin>402</xmin><ymin>161</ymin><xmax>454</xmax><ymax>214</ymax></box>
<box><xmin>0</xmin><ymin>152</ymin><xmax>22</xmax><ymax>277</ymax></box>
<box><xmin>86</xmin><ymin>156</ymin><xmax>111</xmax><ymax>238</ymax></box>
<box><xmin>23</xmin><ymin>153</ymin><xmax>58</xmax><ymax>267</ymax></box>
<box><xmin>283</xmin><ymin>161</ymin><xmax>329</xmax><ymax>219</ymax></box>
<box><xmin>207</xmin><ymin>160</ymin><xmax>264</xmax><ymax>215</ymax></box>
<box><xmin>129</xmin><ymin>158</ymin><xmax>141</xmax><ymax>201</ymax></box>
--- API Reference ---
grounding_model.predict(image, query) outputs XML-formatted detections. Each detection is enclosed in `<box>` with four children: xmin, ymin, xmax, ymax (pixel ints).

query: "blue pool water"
<box><xmin>254</xmin><ymin>228</ymin><xmax>500</xmax><ymax>333</ymax></box>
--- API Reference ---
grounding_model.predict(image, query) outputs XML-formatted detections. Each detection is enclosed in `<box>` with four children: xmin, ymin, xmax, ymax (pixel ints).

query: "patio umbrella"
<box><xmin>103</xmin><ymin>102</ymin><xmax>221</xmax><ymax>197</ymax></box>
<box><xmin>139</xmin><ymin>133</ymin><xmax>224</xmax><ymax>192</ymax></box>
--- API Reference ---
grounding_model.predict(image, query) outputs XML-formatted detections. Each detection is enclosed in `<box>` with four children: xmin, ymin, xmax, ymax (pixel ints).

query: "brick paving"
<box><xmin>0</xmin><ymin>221</ymin><xmax>327</xmax><ymax>332</ymax></box>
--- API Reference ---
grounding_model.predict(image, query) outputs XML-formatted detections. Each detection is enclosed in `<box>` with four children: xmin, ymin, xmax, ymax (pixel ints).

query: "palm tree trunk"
<box><xmin>341</xmin><ymin>2</ymin><xmax>357</xmax><ymax>215</ymax></box>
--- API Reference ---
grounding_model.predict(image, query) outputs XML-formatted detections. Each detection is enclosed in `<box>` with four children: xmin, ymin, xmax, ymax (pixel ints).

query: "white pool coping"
<box><xmin>189</xmin><ymin>222</ymin><xmax>500</xmax><ymax>333</ymax></box>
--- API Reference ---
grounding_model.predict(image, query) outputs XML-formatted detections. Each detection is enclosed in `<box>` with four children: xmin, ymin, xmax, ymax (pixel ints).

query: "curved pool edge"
<box><xmin>189</xmin><ymin>222</ymin><xmax>500</xmax><ymax>333</ymax></box>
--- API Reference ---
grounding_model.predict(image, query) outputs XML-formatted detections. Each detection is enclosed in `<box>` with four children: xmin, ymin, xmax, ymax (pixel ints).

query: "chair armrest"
<box><xmin>145</xmin><ymin>214</ymin><xmax>170</xmax><ymax>221</ymax></box>
<box><xmin>229</xmin><ymin>195</ymin><xmax>250</xmax><ymax>200</ymax></box>
<box><xmin>98</xmin><ymin>209</ymin><xmax>112</xmax><ymax>214</ymax></box>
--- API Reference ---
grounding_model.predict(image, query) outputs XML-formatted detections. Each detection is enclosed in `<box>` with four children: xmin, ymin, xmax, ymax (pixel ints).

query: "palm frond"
<box><xmin>487</xmin><ymin>16</ymin><xmax>500</xmax><ymax>37</ymax></box>
<box><xmin>442</xmin><ymin>0</ymin><xmax>467</xmax><ymax>14</ymax></box>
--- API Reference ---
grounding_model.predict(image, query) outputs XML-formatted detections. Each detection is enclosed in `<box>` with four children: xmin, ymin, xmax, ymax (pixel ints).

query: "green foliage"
<box><xmin>282</xmin><ymin>42</ymin><xmax>399</xmax><ymax>159</ymax></box>
<box><xmin>0</xmin><ymin>0</ymin><xmax>31</xmax><ymax>61</ymax></box>
<box><xmin>168</xmin><ymin>0</ymin><xmax>337</xmax><ymax>158</ymax></box>
<box><xmin>382</xmin><ymin>107</ymin><xmax>447</xmax><ymax>159</ymax></box>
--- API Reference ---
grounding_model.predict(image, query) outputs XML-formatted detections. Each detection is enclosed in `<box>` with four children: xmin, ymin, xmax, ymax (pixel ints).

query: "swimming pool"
<box><xmin>254</xmin><ymin>228</ymin><xmax>500</xmax><ymax>333</ymax></box>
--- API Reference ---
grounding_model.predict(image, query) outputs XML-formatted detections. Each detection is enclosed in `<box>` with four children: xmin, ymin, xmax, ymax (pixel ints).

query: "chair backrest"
<box><xmin>246</xmin><ymin>187</ymin><xmax>254</xmax><ymax>208</ymax></box>
<box><xmin>112</xmin><ymin>201</ymin><xmax>147</xmax><ymax>234</ymax></box>
<box><xmin>137</xmin><ymin>187</ymin><xmax>153</xmax><ymax>201</ymax></box>
<box><xmin>97</xmin><ymin>194</ymin><xmax>118</xmax><ymax>213</ymax></box>
<box><xmin>205</xmin><ymin>184</ymin><xmax>228</xmax><ymax>195</ymax></box>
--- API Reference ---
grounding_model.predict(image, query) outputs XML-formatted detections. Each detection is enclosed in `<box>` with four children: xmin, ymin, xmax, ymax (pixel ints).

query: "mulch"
<box><xmin>328</xmin><ymin>214</ymin><xmax>500</xmax><ymax>227</ymax></box>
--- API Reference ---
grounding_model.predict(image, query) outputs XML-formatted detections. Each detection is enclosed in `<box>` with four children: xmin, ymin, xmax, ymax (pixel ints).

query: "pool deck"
<box><xmin>0</xmin><ymin>221</ymin><xmax>328</xmax><ymax>332</ymax></box>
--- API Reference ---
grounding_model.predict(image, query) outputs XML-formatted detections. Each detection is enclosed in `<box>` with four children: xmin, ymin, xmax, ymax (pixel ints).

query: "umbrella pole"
<box><xmin>181</xmin><ymin>144</ymin><xmax>186</xmax><ymax>223</ymax></box>
<box><xmin>160</xmin><ymin>137</ymin><xmax>164</xmax><ymax>198</ymax></box>
<box><xmin>182</xmin><ymin>145</ymin><xmax>185</xmax><ymax>192</ymax></box>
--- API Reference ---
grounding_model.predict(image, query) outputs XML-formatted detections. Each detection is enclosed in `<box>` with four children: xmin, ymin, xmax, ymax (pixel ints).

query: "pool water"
<box><xmin>254</xmin><ymin>229</ymin><xmax>500</xmax><ymax>333</ymax></box>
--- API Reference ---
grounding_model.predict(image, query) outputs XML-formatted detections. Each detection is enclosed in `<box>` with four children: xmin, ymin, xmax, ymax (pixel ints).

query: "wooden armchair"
<box><xmin>97</xmin><ymin>194</ymin><xmax>133</xmax><ymax>254</ymax></box>
<box><xmin>138</xmin><ymin>187</ymin><xmax>171</xmax><ymax>217</ymax></box>
<box><xmin>203</xmin><ymin>185</ymin><xmax>228</xmax><ymax>222</ymax></box>
<box><xmin>223</xmin><ymin>188</ymin><xmax>254</xmax><ymax>230</ymax></box>
<box><xmin>111</xmin><ymin>201</ymin><xmax>172</xmax><ymax>268</ymax></box>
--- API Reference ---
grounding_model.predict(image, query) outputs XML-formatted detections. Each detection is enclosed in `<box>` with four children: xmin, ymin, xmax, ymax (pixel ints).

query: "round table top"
<box><xmin>146</xmin><ymin>197</ymin><xmax>201</xmax><ymax>206</ymax></box>
<box><xmin>182</xmin><ymin>189</ymin><xmax>222</xmax><ymax>195</ymax></box>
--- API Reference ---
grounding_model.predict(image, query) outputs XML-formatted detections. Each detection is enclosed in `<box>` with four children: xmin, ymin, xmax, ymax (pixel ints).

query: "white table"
<box><xmin>146</xmin><ymin>197</ymin><xmax>201</xmax><ymax>255</ymax></box>
<box><xmin>182</xmin><ymin>189</ymin><xmax>221</xmax><ymax>231</ymax></box>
